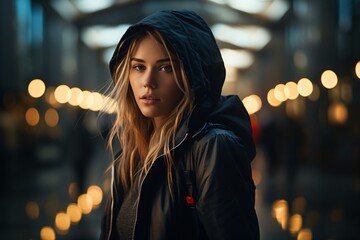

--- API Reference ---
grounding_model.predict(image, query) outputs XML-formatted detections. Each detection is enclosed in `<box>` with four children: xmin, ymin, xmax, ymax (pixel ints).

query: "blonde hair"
<box><xmin>105</xmin><ymin>29</ymin><xmax>193</xmax><ymax>194</ymax></box>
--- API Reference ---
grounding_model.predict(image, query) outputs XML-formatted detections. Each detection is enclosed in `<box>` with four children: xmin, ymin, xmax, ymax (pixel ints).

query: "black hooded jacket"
<box><xmin>101</xmin><ymin>10</ymin><xmax>259</xmax><ymax>240</ymax></box>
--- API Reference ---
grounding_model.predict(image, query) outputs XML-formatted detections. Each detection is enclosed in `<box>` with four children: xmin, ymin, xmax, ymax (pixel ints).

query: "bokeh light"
<box><xmin>40</xmin><ymin>226</ymin><xmax>56</xmax><ymax>240</ymax></box>
<box><xmin>68</xmin><ymin>87</ymin><xmax>84</xmax><ymax>106</ymax></box>
<box><xmin>272</xmin><ymin>199</ymin><xmax>288</xmax><ymax>230</ymax></box>
<box><xmin>25</xmin><ymin>201</ymin><xmax>39</xmax><ymax>220</ymax></box>
<box><xmin>55</xmin><ymin>212</ymin><xmax>71</xmax><ymax>232</ymax></box>
<box><xmin>297</xmin><ymin>78</ymin><xmax>313</xmax><ymax>97</ymax></box>
<box><xmin>297</xmin><ymin>228</ymin><xmax>312</xmax><ymax>240</ymax></box>
<box><xmin>274</xmin><ymin>84</ymin><xmax>287</xmax><ymax>102</ymax></box>
<box><xmin>284</xmin><ymin>81</ymin><xmax>299</xmax><ymax>100</ymax></box>
<box><xmin>89</xmin><ymin>92</ymin><xmax>104</xmax><ymax>111</ymax></box>
<box><xmin>44</xmin><ymin>108</ymin><xmax>59</xmax><ymax>127</ymax></box>
<box><xmin>321</xmin><ymin>70</ymin><xmax>338</xmax><ymax>89</ymax></box>
<box><xmin>25</xmin><ymin>108</ymin><xmax>40</xmax><ymax>126</ymax></box>
<box><xmin>77</xmin><ymin>194</ymin><xmax>93</xmax><ymax>214</ymax></box>
<box><xmin>54</xmin><ymin>85</ymin><xmax>71</xmax><ymax>104</ymax></box>
<box><xmin>355</xmin><ymin>61</ymin><xmax>360</xmax><ymax>79</ymax></box>
<box><xmin>66</xmin><ymin>203</ymin><xmax>82</xmax><ymax>223</ymax></box>
<box><xmin>79</xmin><ymin>90</ymin><xmax>93</xmax><ymax>109</ymax></box>
<box><xmin>28</xmin><ymin>79</ymin><xmax>46</xmax><ymax>98</ymax></box>
<box><xmin>267</xmin><ymin>88</ymin><xmax>282</xmax><ymax>107</ymax></box>
<box><xmin>328</xmin><ymin>102</ymin><xmax>348</xmax><ymax>124</ymax></box>
<box><xmin>87</xmin><ymin>185</ymin><xmax>103</xmax><ymax>207</ymax></box>
<box><xmin>289</xmin><ymin>214</ymin><xmax>303</xmax><ymax>234</ymax></box>
<box><xmin>242</xmin><ymin>94</ymin><xmax>262</xmax><ymax>115</ymax></box>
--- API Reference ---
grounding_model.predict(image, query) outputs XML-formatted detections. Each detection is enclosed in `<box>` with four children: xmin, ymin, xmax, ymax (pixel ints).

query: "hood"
<box><xmin>208</xmin><ymin>95</ymin><xmax>256</xmax><ymax>161</ymax></box>
<box><xmin>109</xmin><ymin>10</ymin><xmax>226</xmax><ymax>132</ymax></box>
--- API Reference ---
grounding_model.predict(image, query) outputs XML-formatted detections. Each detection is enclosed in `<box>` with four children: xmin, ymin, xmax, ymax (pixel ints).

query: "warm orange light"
<box><xmin>87</xmin><ymin>185</ymin><xmax>103</xmax><ymax>207</ymax></box>
<box><xmin>79</xmin><ymin>90</ymin><xmax>93</xmax><ymax>109</ymax></box>
<box><xmin>89</xmin><ymin>92</ymin><xmax>104</xmax><ymax>111</ymax></box>
<box><xmin>274</xmin><ymin>84</ymin><xmax>287</xmax><ymax>102</ymax></box>
<box><xmin>44</xmin><ymin>108</ymin><xmax>59</xmax><ymax>127</ymax></box>
<box><xmin>321</xmin><ymin>70</ymin><xmax>338</xmax><ymax>89</ymax></box>
<box><xmin>242</xmin><ymin>94</ymin><xmax>262</xmax><ymax>115</ymax></box>
<box><xmin>297</xmin><ymin>78</ymin><xmax>313</xmax><ymax>97</ymax></box>
<box><xmin>297</xmin><ymin>228</ymin><xmax>312</xmax><ymax>240</ymax></box>
<box><xmin>55</xmin><ymin>212</ymin><xmax>71</xmax><ymax>232</ymax></box>
<box><xmin>284</xmin><ymin>81</ymin><xmax>299</xmax><ymax>100</ymax></box>
<box><xmin>289</xmin><ymin>214</ymin><xmax>303</xmax><ymax>234</ymax></box>
<box><xmin>54</xmin><ymin>85</ymin><xmax>71</xmax><ymax>104</ymax></box>
<box><xmin>355</xmin><ymin>61</ymin><xmax>360</xmax><ymax>79</ymax></box>
<box><xmin>68</xmin><ymin>87</ymin><xmax>84</xmax><ymax>106</ymax></box>
<box><xmin>28</xmin><ymin>79</ymin><xmax>46</xmax><ymax>98</ymax></box>
<box><xmin>77</xmin><ymin>194</ymin><xmax>93</xmax><ymax>214</ymax></box>
<box><xmin>25</xmin><ymin>108</ymin><xmax>40</xmax><ymax>126</ymax></box>
<box><xmin>66</xmin><ymin>203</ymin><xmax>82</xmax><ymax>223</ymax></box>
<box><xmin>267</xmin><ymin>88</ymin><xmax>282</xmax><ymax>107</ymax></box>
<box><xmin>40</xmin><ymin>226</ymin><xmax>56</xmax><ymax>240</ymax></box>
<box><xmin>25</xmin><ymin>201</ymin><xmax>39</xmax><ymax>220</ymax></box>
<box><xmin>272</xmin><ymin>199</ymin><xmax>288</xmax><ymax>230</ymax></box>
<box><xmin>328</xmin><ymin>102</ymin><xmax>348</xmax><ymax>124</ymax></box>
<box><xmin>308</xmin><ymin>84</ymin><xmax>320</xmax><ymax>101</ymax></box>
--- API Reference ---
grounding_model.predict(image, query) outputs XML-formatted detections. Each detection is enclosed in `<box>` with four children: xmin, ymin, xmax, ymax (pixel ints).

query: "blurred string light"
<box><xmin>26</xmin><ymin>201</ymin><xmax>40</xmax><ymax>220</ymax></box>
<box><xmin>77</xmin><ymin>193</ymin><xmax>93</xmax><ymax>214</ymax></box>
<box><xmin>284</xmin><ymin>81</ymin><xmax>299</xmax><ymax>100</ymax></box>
<box><xmin>272</xmin><ymin>198</ymin><xmax>313</xmax><ymax>240</ymax></box>
<box><xmin>66</xmin><ymin>203</ymin><xmax>82</xmax><ymax>223</ymax></box>
<box><xmin>297</xmin><ymin>78</ymin><xmax>313</xmax><ymax>97</ymax></box>
<box><xmin>27</xmin><ymin>84</ymin><xmax>116</xmax><ymax>114</ymax></box>
<box><xmin>40</xmin><ymin>226</ymin><xmax>56</xmax><ymax>240</ymax></box>
<box><xmin>54</xmin><ymin>85</ymin><xmax>71</xmax><ymax>104</ymax></box>
<box><xmin>55</xmin><ymin>212</ymin><xmax>71</xmax><ymax>233</ymax></box>
<box><xmin>37</xmin><ymin>184</ymin><xmax>103</xmax><ymax>239</ymax></box>
<box><xmin>28</xmin><ymin>79</ymin><xmax>46</xmax><ymax>98</ymax></box>
<box><xmin>267</xmin><ymin>88</ymin><xmax>282</xmax><ymax>107</ymax></box>
<box><xmin>356</xmin><ymin>61</ymin><xmax>360</xmax><ymax>79</ymax></box>
<box><xmin>44</xmin><ymin>108</ymin><xmax>59</xmax><ymax>127</ymax></box>
<box><xmin>321</xmin><ymin>70</ymin><xmax>338</xmax><ymax>89</ymax></box>
<box><xmin>289</xmin><ymin>214</ymin><xmax>303</xmax><ymax>235</ymax></box>
<box><xmin>328</xmin><ymin>102</ymin><xmax>348</xmax><ymax>124</ymax></box>
<box><xmin>25</xmin><ymin>107</ymin><xmax>40</xmax><ymax>126</ymax></box>
<box><xmin>242</xmin><ymin>94</ymin><xmax>262</xmax><ymax>115</ymax></box>
<box><xmin>272</xmin><ymin>199</ymin><xmax>288</xmax><ymax>230</ymax></box>
<box><xmin>297</xmin><ymin>228</ymin><xmax>312</xmax><ymax>240</ymax></box>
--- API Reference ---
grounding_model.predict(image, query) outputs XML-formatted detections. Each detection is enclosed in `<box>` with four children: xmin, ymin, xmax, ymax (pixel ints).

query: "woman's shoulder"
<box><xmin>187</xmin><ymin>123</ymin><xmax>245</xmax><ymax>157</ymax></box>
<box><xmin>191</xmin><ymin>122</ymin><xmax>239</xmax><ymax>143</ymax></box>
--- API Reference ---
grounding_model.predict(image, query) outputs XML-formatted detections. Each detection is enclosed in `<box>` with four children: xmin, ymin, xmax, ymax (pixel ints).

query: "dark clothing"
<box><xmin>101</xmin><ymin>10</ymin><xmax>259</xmax><ymax>240</ymax></box>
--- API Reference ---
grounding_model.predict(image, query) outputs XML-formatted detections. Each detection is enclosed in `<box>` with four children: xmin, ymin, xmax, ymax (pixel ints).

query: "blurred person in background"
<box><xmin>100</xmin><ymin>10</ymin><xmax>259</xmax><ymax>240</ymax></box>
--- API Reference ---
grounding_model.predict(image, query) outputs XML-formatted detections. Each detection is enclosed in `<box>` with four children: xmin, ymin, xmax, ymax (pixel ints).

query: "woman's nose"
<box><xmin>143</xmin><ymin>69</ymin><xmax>157</xmax><ymax>89</ymax></box>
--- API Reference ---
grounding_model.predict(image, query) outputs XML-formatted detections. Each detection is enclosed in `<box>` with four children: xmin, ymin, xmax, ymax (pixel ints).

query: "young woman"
<box><xmin>100</xmin><ymin>10</ymin><xmax>260</xmax><ymax>240</ymax></box>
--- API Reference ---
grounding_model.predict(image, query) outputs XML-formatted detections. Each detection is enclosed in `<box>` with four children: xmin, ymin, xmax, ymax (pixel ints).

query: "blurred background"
<box><xmin>0</xmin><ymin>0</ymin><xmax>359</xmax><ymax>239</ymax></box>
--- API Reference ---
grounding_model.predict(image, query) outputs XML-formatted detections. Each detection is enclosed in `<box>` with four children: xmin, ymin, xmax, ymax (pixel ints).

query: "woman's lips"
<box><xmin>140</xmin><ymin>94</ymin><xmax>160</xmax><ymax>104</ymax></box>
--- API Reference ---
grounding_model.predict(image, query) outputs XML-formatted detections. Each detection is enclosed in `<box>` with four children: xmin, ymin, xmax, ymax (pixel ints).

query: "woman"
<box><xmin>101</xmin><ymin>10</ymin><xmax>260</xmax><ymax>240</ymax></box>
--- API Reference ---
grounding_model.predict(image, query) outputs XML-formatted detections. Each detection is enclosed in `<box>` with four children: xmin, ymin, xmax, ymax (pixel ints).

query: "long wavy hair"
<box><xmin>104</xmin><ymin>29</ymin><xmax>193</xmax><ymax>194</ymax></box>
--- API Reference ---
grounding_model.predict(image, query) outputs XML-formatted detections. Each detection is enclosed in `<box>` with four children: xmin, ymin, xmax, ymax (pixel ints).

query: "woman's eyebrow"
<box><xmin>130</xmin><ymin>58</ymin><xmax>177</xmax><ymax>63</ymax></box>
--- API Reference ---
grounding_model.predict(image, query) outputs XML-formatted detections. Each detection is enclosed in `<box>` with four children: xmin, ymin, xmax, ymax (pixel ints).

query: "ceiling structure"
<box><xmin>49</xmin><ymin>0</ymin><xmax>290</xmax><ymax>74</ymax></box>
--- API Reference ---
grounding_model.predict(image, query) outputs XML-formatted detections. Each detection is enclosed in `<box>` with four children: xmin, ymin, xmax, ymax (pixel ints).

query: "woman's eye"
<box><xmin>159</xmin><ymin>65</ymin><xmax>172</xmax><ymax>72</ymax></box>
<box><xmin>132</xmin><ymin>65</ymin><xmax>145</xmax><ymax>71</ymax></box>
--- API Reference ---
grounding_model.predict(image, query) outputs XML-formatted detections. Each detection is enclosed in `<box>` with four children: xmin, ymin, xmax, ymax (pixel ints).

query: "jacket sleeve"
<box><xmin>192</xmin><ymin>128</ymin><xmax>260</xmax><ymax>240</ymax></box>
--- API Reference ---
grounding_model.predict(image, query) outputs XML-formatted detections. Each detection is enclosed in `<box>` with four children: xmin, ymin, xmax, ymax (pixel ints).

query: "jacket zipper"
<box><xmin>131</xmin><ymin>132</ymin><xmax>189</xmax><ymax>239</ymax></box>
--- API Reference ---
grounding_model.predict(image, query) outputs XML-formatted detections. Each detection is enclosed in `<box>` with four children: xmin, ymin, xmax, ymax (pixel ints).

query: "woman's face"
<box><xmin>129</xmin><ymin>35</ymin><xmax>183</xmax><ymax>128</ymax></box>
